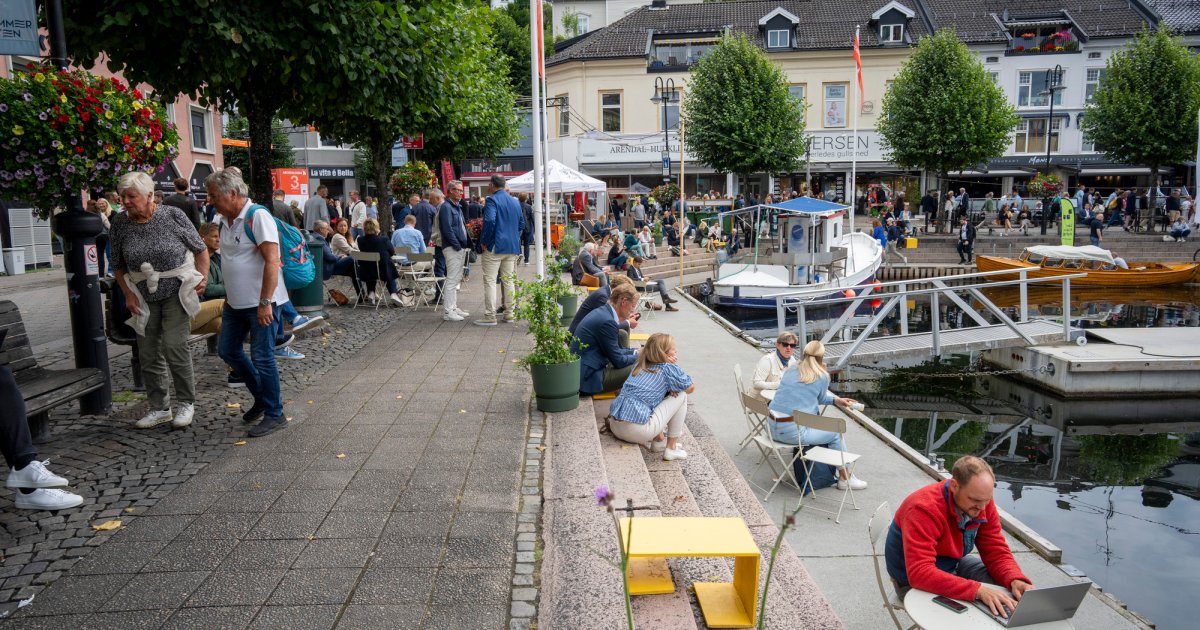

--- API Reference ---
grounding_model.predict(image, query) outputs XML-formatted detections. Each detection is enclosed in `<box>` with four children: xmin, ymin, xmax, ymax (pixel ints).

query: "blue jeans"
<box><xmin>1090</xmin><ymin>236</ymin><xmax>1101</xmax><ymax>247</ymax></box>
<box><xmin>218</xmin><ymin>303</ymin><xmax>284</xmax><ymax>419</ymax></box>
<box><xmin>277</xmin><ymin>300</ymin><xmax>300</xmax><ymax>343</ymax></box>
<box><xmin>768</xmin><ymin>418</ymin><xmax>846</xmax><ymax>453</ymax></box>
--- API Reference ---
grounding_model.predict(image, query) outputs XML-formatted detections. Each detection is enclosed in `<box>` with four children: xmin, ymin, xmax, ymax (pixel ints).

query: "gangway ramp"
<box><xmin>769</xmin><ymin>269</ymin><xmax>1087</xmax><ymax>368</ymax></box>
<box><xmin>824</xmin><ymin>320</ymin><xmax>1083</xmax><ymax>365</ymax></box>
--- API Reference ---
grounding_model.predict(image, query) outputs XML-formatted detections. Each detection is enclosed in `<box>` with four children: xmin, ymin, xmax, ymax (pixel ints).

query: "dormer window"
<box><xmin>767</xmin><ymin>29</ymin><xmax>790</xmax><ymax>48</ymax></box>
<box><xmin>759</xmin><ymin>7</ymin><xmax>799</xmax><ymax>50</ymax></box>
<box><xmin>880</xmin><ymin>24</ymin><xmax>904</xmax><ymax>43</ymax></box>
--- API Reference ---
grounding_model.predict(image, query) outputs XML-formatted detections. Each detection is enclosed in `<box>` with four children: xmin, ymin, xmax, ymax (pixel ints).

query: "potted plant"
<box><xmin>651</xmin><ymin>220</ymin><xmax>664</xmax><ymax>246</ymax></box>
<box><xmin>388</xmin><ymin>160</ymin><xmax>438</xmax><ymax>200</ymax></box>
<box><xmin>557</xmin><ymin>231</ymin><xmax>582</xmax><ymax>268</ymax></box>
<box><xmin>513</xmin><ymin>262</ymin><xmax>582</xmax><ymax>413</ymax></box>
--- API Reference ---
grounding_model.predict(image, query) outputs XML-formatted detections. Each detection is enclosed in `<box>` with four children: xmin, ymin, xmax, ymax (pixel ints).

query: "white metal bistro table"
<box><xmin>760</xmin><ymin>389</ymin><xmax>775</xmax><ymax>401</ymax></box>
<box><xmin>903</xmin><ymin>589</ymin><xmax>1073</xmax><ymax>630</ymax></box>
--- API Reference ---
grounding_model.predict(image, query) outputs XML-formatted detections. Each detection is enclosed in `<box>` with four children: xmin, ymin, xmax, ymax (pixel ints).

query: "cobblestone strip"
<box><xmin>0</xmin><ymin>308</ymin><xmax>403</xmax><ymax>616</ymax></box>
<box><xmin>508</xmin><ymin>404</ymin><xmax>545</xmax><ymax>630</ymax></box>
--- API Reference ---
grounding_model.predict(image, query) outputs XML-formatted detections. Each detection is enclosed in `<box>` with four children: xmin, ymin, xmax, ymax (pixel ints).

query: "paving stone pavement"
<box><xmin>0</xmin><ymin>269</ymin><xmax>540</xmax><ymax>628</ymax></box>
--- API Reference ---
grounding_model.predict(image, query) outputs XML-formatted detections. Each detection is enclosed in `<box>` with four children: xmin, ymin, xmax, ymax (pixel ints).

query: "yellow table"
<box><xmin>620</xmin><ymin>517</ymin><xmax>761</xmax><ymax>628</ymax></box>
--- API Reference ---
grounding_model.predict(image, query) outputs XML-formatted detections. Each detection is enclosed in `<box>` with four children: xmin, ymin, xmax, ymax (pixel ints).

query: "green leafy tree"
<box><xmin>684</xmin><ymin>33</ymin><xmax>806</xmax><ymax>192</ymax></box>
<box><xmin>1082</xmin><ymin>26</ymin><xmax>1200</xmax><ymax>211</ymax></box>
<box><xmin>877</xmin><ymin>29</ymin><xmax>1018</xmax><ymax>195</ymax></box>
<box><xmin>222</xmin><ymin>115</ymin><xmax>294</xmax><ymax>175</ymax></box>
<box><xmin>311</xmin><ymin>2</ymin><xmax>520</xmax><ymax>232</ymax></box>
<box><xmin>64</xmin><ymin>1</ymin><xmax>453</xmax><ymax>204</ymax></box>
<box><xmin>491</xmin><ymin>0</ymin><xmax>557</xmax><ymax>96</ymax></box>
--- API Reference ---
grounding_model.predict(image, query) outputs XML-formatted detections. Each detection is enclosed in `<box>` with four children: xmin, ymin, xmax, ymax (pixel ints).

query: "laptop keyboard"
<box><xmin>973</xmin><ymin>600</ymin><xmax>1015</xmax><ymax>625</ymax></box>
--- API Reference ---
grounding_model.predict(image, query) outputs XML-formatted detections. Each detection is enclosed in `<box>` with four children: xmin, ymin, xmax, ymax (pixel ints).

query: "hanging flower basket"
<box><xmin>0</xmin><ymin>63</ymin><xmax>179</xmax><ymax>219</ymax></box>
<box><xmin>1027</xmin><ymin>173</ymin><xmax>1064</xmax><ymax>199</ymax></box>
<box><xmin>388</xmin><ymin>160</ymin><xmax>438</xmax><ymax>200</ymax></box>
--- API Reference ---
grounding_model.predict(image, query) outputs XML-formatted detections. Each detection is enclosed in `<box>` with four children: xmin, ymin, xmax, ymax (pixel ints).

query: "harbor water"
<box><xmin>712</xmin><ymin>288</ymin><xmax>1200</xmax><ymax>630</ymax></box>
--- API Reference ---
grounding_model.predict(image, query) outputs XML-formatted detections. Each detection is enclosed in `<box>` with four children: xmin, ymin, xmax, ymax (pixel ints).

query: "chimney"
<box><xmin>650</xmin><ymin>0</ymin><xmax>668</xmax><ymax>9</ymax></box>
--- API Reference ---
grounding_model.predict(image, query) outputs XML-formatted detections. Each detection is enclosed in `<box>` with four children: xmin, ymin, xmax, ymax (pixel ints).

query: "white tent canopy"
<box><xmin>507</xmin><ymin>159</ymin><xmax>606</xmax><ymax>193</ymax></box>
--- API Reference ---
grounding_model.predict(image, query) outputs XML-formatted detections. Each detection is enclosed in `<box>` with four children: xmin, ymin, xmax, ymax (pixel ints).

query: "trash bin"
<box><xmin>289</xmin><ymin>233</ymin><xmax>327</xmax><ymax>319</ymax></box>
<box><xmin>2</xmin><ymin>248</ymin><xmax>25</xmax><ymax>275</ymax></box>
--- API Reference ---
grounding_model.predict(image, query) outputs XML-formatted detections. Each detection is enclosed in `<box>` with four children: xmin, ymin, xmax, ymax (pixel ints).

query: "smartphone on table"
<box><xmin>932</xmin><ymin>595</ymin><xmax>968</xmax><ymax>613</ymax></box>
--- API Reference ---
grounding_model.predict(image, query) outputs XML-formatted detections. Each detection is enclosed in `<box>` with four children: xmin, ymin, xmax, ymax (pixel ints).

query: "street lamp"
<box><xmin>1038</xmin><ymin>64</ymin><xmax>1065</xmax><ymax>235</ymax></box>
<box><xmin>651</xmin><ymin>77</ymin><xmax>677</xmax><ymax>184</ymax></box>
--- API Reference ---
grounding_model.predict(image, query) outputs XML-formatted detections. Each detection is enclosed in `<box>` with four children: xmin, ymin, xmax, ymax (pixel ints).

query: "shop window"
<box><xmin>600</xmin><ymin>91</ymin><xmax>622</xmax><ymax>133</ymax></box>
<box><xmin>823</xmin><ymin>83</ymin><xmax>847</xmax><ymax>128</ymax></box>
<box><xmin>1017</xmin><ymin>70</ymin><xmax>1065</xmax><ymax>107</ymax></box>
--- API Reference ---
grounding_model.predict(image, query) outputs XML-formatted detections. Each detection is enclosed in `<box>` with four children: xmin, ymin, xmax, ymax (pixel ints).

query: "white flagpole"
<box><xmin>530</xmin><ymin>0</ymin><xmax>545</xmax><ymax>278</ymax></box>
<box><xmin>849</xmin><ymin>24</ymin><xmax>860</xmax><ymax>235</ymax></box>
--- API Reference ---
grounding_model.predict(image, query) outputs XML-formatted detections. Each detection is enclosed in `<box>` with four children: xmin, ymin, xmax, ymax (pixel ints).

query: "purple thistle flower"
<box><xmin>594</xmin><ymin>485</ymin><xmax>614</xmax><ymax>507</ymax></box>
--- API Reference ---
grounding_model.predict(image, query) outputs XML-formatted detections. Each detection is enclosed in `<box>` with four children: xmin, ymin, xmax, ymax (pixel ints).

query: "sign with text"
<box><xmin>308</xmin><ymin>167</ymin><xmax>355</xmax><ymax>179</ymax></box>
<box><xmin>273</xmin><ymin>168</ymin><xmax>310</xmax><ymax>206</ymax></box>
<box><xmin>804</xmin><ymin>131</ymin><xmax>884</xmax><ymax>163</ymax></box>
<box><xmin>579</xmin><ymin>134</ymin><xmax>696</xmax><ymax>165</ymax></box>
<box><xmin>1059</xmin><ymin>198</ymin><xmax>1075</xmax><ymax>246</ymax></box>
<box><xmin>0</xmin><ymin>0</ymin><xmax>38</xmax><ymax>56</ymax></box>
<box><xmin>398</xmin><ymin>134</ymin><xmax>424</xmax><ymax>149</ymax></box>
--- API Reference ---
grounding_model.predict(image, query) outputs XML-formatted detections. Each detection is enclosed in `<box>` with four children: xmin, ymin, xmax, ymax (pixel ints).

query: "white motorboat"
<box><xmin>713</xmin><ymin>198</ymin><xmax>883</xmax><ymax>309</ymax></box>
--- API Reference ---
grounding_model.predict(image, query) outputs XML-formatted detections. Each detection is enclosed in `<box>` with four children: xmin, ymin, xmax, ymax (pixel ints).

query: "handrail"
<box><xmin>763</xmin><ymin>268</ymin><xmax>1032</xmax><ymax>299</ymax></box>
<box><xmin>775</xmin><ymin>271</ymin><xmax>1086</xmax><ymax>308</ymax></box>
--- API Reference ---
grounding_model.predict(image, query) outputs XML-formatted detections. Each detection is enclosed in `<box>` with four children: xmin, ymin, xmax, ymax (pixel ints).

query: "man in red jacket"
<box><xmin>885</xmin><ymin>456</ymin><xmax>1033</xmax><ymax>618</ymax></box>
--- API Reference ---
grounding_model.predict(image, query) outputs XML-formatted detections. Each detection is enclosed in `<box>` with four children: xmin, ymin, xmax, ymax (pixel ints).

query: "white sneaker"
<box><xmin>7</xmin><ymin>460</ymin><xmax>69</xmax><ymax>489</ymax></box>
<box><xmin>443</xmin><ymin>311</ymin><xmax>465</xmax><ymax>322</ymax></box>
<box><xmin>14</xmin><ymin>488</ymin><xmax>84</xmax><ymax>511</ymax></box>
<box><xmin>837</xmin><ymin>475</ymin><xmax>868</xmax><ymax>491</ymax></box>
<box><xmin>134</xmin><ymin>408</ymin><xmax>172</xmax><ymax>429</ymax></box>
<box><xmin>643</xmin><ymin>439</ymin><xmax>666</xmax><ymax>453</ymax></box>
<box><xmin>389</xmin><ymin>293</ymin><xmax>403</xmax><ymax>306</ymax></box>
<box><xmin>663</xmin><ymin>447</ymin><xmax>688</xmax><ymax>461</ymax></box>
<box><xmin>172</xmin><ymin>403</ymin><xmax>195</xmax><ymax>428</ymax></box>
<box><xmin>454</xmin><ymin>307</ymin><xmax>471</xmax><ymax>318</ymax></box>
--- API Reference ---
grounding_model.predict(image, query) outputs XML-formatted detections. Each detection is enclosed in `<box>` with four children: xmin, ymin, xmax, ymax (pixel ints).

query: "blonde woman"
<box><xmin>766</xmin><ymin>340</ymin><xmax>867</xmax><ymax>490</ymax></box>
<box><xmin>607</xmin><ymin>333</ymin><xmax>696</xmax><ymax>461</ymax></box>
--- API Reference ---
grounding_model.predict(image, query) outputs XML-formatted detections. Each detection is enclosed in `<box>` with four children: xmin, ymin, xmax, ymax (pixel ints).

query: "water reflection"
<box><xmin>839</xmin><ymin>362</ymin><xmax>1199</xmax><ymax>630</ymax></box>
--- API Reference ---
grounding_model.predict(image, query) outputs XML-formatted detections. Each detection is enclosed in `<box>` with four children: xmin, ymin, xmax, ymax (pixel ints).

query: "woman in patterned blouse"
<box><xmin>607</xmin><ymin>333</ymin><xmax>696</xmax><ymax>462</ymax></box>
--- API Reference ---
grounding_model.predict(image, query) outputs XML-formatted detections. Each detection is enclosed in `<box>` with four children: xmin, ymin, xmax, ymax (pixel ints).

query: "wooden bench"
<box><xmin>621</xmin><ymin>516</ymin><xmax>761</xmax><ymax>628</ymax></box>
<box><xmin>0</xmin><ymin>300</ymin><xmax>106</xmax><ymax>440</ymax></box>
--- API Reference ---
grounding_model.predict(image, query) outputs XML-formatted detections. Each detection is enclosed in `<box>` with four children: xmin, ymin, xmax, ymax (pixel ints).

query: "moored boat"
<box><xmin>976</xmin><ymin>245</ymin><xmax>1200</xmax><ymax>287</ymax></box>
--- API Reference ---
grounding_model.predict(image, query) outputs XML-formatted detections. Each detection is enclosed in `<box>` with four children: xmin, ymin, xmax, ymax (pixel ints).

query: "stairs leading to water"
<box><xmin>539</xmin><ymin>396</ymin><xmax>844</xmax><ymax>629</ymax></box>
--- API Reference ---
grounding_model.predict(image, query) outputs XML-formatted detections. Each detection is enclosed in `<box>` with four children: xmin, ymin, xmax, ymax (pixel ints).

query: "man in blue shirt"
<box><xmin>390</xmin><ymin>214</ymin><xmax>429</xmax><ymax>270</ymax></box>
<box><xmin>475</xmin><ymin>175</ymin><xmax>525</xmax><ymax>326</ymax></box>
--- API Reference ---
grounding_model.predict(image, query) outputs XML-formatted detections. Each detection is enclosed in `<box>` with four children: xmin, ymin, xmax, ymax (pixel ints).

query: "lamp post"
<box><xmin>1038</xmin><ymin>64</ymin><xmax>1065</xmax><ymax>235</ymax></box>
<box><xmin>651</xmin><ymin>77</ymin><xmax>676</xmax><ymax>185</ymax></box>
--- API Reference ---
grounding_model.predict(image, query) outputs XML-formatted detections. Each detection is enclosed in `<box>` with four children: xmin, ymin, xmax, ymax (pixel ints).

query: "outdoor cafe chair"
<box><xmin>793</xmin><ymin>411</ymin><xmax>862</xmax><ymax>524</ymax></box>
<box><xmin>744</xmin><ymin>391</ymin><xmax>802</xmax><ymax>501</ymax></box>
<box><xmin>868</xmin><ymin>502</ymin><xmax>917</xmax><ymax>630</ymax></box>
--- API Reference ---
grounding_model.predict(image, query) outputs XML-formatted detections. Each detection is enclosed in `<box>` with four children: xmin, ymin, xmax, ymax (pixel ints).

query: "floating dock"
<box><xmin>982</xmin><ymin>328</ymin><xmax>1200</xmax><ymax>398</ymax></box>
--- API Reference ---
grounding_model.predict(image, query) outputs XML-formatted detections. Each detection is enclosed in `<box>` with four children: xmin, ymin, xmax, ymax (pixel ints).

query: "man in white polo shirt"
<box><xmin>208</xmin><ymin>169</ymin><xmax>290</xmax><ymax>438</ymax></box>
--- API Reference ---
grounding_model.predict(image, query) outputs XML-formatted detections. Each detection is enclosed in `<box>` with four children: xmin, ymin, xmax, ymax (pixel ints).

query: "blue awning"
<box><xmin>717</xmin><ymin>196</ymin><xmax>850</xmax><ymax>218</ymax></box>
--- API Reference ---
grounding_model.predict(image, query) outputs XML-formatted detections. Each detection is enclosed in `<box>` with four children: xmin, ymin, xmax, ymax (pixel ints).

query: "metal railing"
<box><xmin>768</xmin><ymin>268</ymin><xmax>1086</xmax><ymax>368</ymax></box>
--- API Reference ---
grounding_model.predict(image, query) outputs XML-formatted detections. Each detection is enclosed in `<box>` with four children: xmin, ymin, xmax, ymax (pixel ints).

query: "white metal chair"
<box><xmin>633</xmin><ymin>279</ymin><xmax>660</xmax><ymax>316</ymax></box>
<box><xmin>349</xmin><ymin>251</ymin><xmax>386</xmax><ymax>310</ymax></box>
<box><xmin>745</xmin><ymin>392</ymin><xmax>802</xmax><ymax>500</ymax></box>
<box><xmin>405</xmin><ymin>252</ymin><xmax>442</xmax><ymax>310</ymax></box>
<box><xmin>869</xmin><ymin>502</ymin><xmax>917</xmax><ymax>630</ymax></box>
<box><xmin>793</xmin><ymin>411</ymin><xmax>862</xmax><ymax>523</ymax></box>
<box><xmin>734</xmin><ymin>364</ymin><xmax>766</xmax><ymax>455</ymax></box>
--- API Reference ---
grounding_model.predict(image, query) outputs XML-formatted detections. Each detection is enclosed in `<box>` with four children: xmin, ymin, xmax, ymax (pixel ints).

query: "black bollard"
<box><xmin>54</xmin><ymin>207</ymin><xmax>112</xmax><ymax>415</ymax></box>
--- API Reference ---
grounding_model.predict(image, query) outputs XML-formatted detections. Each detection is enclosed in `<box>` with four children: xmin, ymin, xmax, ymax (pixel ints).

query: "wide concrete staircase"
<box><xmin>539</xmin><ymin>396</ymin><xmax>843</xmax><ymax>629</ymax></box>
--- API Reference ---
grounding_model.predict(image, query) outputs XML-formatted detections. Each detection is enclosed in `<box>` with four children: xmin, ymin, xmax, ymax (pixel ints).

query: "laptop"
<box><xmin>972</xmin><ymin>582</ymin><xmax>1091</xmax><ymax>627</ymax></box>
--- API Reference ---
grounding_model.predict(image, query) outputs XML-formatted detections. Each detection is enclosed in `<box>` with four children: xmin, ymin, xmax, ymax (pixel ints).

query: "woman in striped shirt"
<box><xmin>607</xmin><ymin>333</ymin><xmax>696</xmax><ymax>461</ymax></box>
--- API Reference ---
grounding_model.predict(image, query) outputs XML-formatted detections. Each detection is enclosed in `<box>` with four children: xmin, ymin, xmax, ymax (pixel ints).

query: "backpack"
<box><xmin>1106</xmin><ymin>196</ymin><xmax>1119</xmax><ymax>211</ymax></box>
<box><xmin>243</xmin><ymin>204</ymin><xmax>316</xmax><ymax>290</ymax></box>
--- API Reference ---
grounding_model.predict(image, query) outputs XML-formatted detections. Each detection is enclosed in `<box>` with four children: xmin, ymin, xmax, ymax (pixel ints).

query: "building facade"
<box><xmin>547</xmin><ymin>0</ymin><xmax>1183</xmax><ymax>206</ymax></box>
<box><xmin>284</xmin><ymin>127</ymin><xmax>365</xmax><ymax>207</ymax></box>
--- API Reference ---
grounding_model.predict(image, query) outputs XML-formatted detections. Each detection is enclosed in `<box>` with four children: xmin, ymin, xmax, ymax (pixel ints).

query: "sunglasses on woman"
<box><xmin>779</xmin><ymin>342</ymin><xmax>797</xmax><ymax>348</ymax></box>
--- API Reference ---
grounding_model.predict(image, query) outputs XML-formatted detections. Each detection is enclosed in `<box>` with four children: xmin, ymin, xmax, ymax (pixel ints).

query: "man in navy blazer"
<box><xmin>571</xmin><ymin>283</ymin><xmax>639</xmax><ymax>395</ymax></box>
<box><xmin>475</xmin><ymin>174</ymin><xmax>525</xmax><ymax>326</ymax></box>
<box><xmin>568</xmin><ymin>275</ymin><xmax>636</xmax><ymax>343</ymax></box>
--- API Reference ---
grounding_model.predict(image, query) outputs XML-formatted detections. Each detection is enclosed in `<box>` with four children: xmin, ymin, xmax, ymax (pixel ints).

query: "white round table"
<box><xmin>759</xmin><ymin>389</ymin><xmax>775</xmax><ymax>401</ymax></box>
<box><xmin>903</xmin><ymin>589</ymin><xmax>1074</xmax><ymax>630</ymax></box>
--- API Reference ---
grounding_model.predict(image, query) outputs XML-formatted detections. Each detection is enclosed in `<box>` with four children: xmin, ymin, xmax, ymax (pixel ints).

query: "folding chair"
<box><xmin>733</xmin><ymin>365</ymin><xmax>762</xmax><ymax>455</ymax></box>
<box><xmin>869</xmin><ymin>502</ymin><xmax>918</xmax><ymax>630</ymax></box>
<box><xmin>793</xmin><ymin>411</ymin><xmax>862</xmax><ymax>523</ymax></box>
<box><xmin>746</xmin><ymin>393</ymin><xmax>802</xmax><ymax>500</ymax></box>
<box><xmin>633</xmin><ymin>279</ymin><xmax>660</xmax><ymax>317</ymax></box>
<box><xmin>349</xmin><ymin>251</ymin><xmax>385</xmax><ymax>310</ymax></box>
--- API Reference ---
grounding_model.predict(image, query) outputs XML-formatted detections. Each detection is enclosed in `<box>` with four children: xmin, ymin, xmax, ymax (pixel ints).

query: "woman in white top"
<box><xmin>638</xmin><ymin>226</ymin><xmax>658</xmax><ymax>259</ymax></box>
<box><xmin>942</xmin><ymin>192</ymin><xmax>957</xmax><ymax>234</ymax></box>
<box><xmin>329</xmin><ymin>218</ymin><xmax>358</xmax><ymax>258</ymax></box>
<box><xmin>752</xmin><ymin>331</ymin><xmax>798</xmax><ymax>396</ymax></box>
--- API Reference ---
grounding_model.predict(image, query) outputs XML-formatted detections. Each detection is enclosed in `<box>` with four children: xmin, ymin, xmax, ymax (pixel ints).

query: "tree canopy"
<box><xmin>877</xmin><ymin>29</ymin><xmax>1018</xmax><ymax>186</ymax></box>
<box><xmin>1082</xmin><ymin>26</ymin><xmax>1200</xmax><ymax>208</ymax></box>
<box><xmin>488</xmin><ymin>0</ymin><xmax>556</xmax><ymax>97</ymax></box>
<box><xmin>683</xmin><ymin>33</ymin><xmax>806</xmax><ymax>183</ymax></box>
<box><xmin>64</xmin><ymin>1</ymin><xmax>468</xmax><ymax>204</ymax></box>
<box><xmin>222</xmin><ymin>116</ymin><xmax>294</xmax><ymax>175</ymax></box>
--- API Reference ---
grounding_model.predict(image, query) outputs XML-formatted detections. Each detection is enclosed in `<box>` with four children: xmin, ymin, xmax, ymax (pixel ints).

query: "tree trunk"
<box><xmin>367</xmin><ymin>135</ymin><xmax>393</xmax><ymax>233</ymax></box>
<box><xmin>241</xmin><ymin>91</ymin><xmax>279</xmax><ymax>205</ymax></box>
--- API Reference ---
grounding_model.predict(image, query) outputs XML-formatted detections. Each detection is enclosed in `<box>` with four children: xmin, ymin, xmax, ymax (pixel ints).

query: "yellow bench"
<box><xmin>628</xmin><ymin>332</ymin><xmax>650</xmax><ymax>342</ymax></box>
<box><xmin>620</xmin><ymin>517</ymin><xmax>761</xmax><ymax>628</ymax></box>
